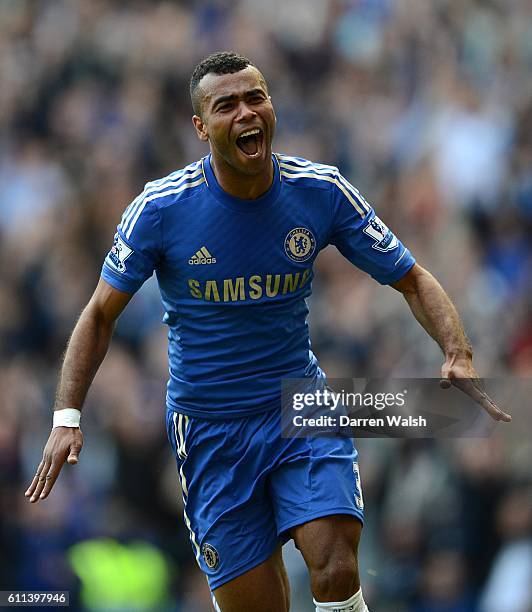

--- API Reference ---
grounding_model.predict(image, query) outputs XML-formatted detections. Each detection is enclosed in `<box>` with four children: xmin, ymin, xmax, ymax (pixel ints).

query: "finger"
<box><xmin>25</xmin><ymin>460</ymin><xmax>45</xmax><ymax>497</ymax></box>
<box><xmin>452</xmin><ymin>379</ymin><xmax>512</xmax><ymax>422</ymax></box>
<box><xmin>440</xmin><ymin>357</ymin><xmax>454</xmax><ymax>385</ymax></box>
<box><xmin>440</xmin><ymin>361</ymin><xmax>453</xmax><ymax>389</ymax></box>
<box><xmin>474</xmin><ymin>392</ymin><xmax>512</xmax><ymax>422</ymax></box>
<box><xmin>67</xmin><ymin>442</ymin><xmax>82</xmax><ymax>465</ymax></box>
<box><xmin>30</xmin><ymin>459</ymin><xmax>51</xmax><ymax>503</ymax></box>
<box><xmin>39</xmin><ymin>459</ymin><xmax>65</xmax><ymax>500</ymax></box>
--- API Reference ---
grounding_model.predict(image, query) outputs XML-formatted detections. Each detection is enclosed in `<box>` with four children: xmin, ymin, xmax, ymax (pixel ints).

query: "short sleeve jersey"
<box><xmin>101</xmin><ymin>154</ymin><xmax>415</xmax><ymax>418</ymax></box>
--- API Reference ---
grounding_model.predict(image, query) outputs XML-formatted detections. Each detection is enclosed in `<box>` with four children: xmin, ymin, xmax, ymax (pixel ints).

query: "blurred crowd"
<box><xmin>0</xmin><ymin>0</ymin><xmax>531</xmax><ymax>610</ymax></box>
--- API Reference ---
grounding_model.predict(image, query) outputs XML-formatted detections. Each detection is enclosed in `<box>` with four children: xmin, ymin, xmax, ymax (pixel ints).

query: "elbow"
<box><xmin>80</xmin><ymin>300</ymin><xmax>115</xmax><ymax>334</ymax></box>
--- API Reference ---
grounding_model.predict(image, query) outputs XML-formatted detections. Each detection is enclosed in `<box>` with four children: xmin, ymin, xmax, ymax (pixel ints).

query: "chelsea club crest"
<box><xmin>284</xmin><ymin>227</ymin><xmax>316</xmax><ymax>262</ymax></box>
<box><xmin>202</xmin><ymin>543</ymin><xmax>220</xmax><ymax>570</ymax></box>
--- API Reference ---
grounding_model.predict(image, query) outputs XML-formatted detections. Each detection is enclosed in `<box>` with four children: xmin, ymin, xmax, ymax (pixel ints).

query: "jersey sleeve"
<box><xmin>101</xmin><ymin>193</ymin><xmax>162</xmax><ymax>294</ymax></box>
<box><xmin>328</xmin><ymin>171</ymin><xmax>415</xmax><ymax>284</ymax></box>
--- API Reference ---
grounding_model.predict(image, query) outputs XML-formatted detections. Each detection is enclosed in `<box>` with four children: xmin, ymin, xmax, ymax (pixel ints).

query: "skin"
<box><xmin>26</xmin><ymin>66</ymin><xmax>511</xmax><ymax>610</ymax></box>
<box><xmin>213</xmin><ymin>517</ymin><xmax>361</xmax><ymax>612</ymax></box>
<box><xmin>25</xmin><ymin>279</ymin><xmax>131</xmax><ymax>502</ymax></box>
<box><xmin>213</xmin><ymin>546</ymin><xmax>291</xmax><ymax>612</ymax></box>
<box><xmin>391</xmin><ymin>264</ymin><xmax>511</xmax><ymax>422</ymax></box>
<box><xmin>192</xmin><ymin>66</ymin><xmax>276</xmax><ymax>200</ymax></box>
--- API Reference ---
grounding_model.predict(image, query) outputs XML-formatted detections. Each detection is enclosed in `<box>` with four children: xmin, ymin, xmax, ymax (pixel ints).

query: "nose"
<box><xmin>235</xmin><ymin>101</ymin><xmax>256</xmax><ymax>122</ymax></box>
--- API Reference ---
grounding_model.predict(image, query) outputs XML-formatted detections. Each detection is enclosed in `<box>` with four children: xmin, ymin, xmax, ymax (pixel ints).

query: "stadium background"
<box><xmin>0</xmin><ymin>0</ymin><xmax>531</xmax><ymax>610</ymax></box>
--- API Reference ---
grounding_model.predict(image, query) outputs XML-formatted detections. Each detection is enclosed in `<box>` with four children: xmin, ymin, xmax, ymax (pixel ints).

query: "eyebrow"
<box><xmin>211</xmin><ymin>88</ymin><xmax>266</xmax><ymax>108</ymax></box>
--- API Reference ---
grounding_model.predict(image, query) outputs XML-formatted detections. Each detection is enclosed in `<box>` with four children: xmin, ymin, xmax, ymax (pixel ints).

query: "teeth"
<box><xmin>238</xmin><ymin>128</ymin><xmax>260</xmax><ymax>139</ymax></box>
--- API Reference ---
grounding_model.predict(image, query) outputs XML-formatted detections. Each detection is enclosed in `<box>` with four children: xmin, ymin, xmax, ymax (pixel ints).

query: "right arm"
<box><xmin>25</xmin><ymin>278</ymin><xmax>132</xmax><ymax>503</ymax></box>
<box><xmin>55</xmin><ymin>278</ymin><xmax>132</xmax><ymax>410</ymax></box>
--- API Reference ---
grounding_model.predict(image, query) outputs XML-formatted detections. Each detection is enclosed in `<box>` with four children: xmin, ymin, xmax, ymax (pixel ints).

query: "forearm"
<box><xmin>395</xmin><ymin>266</ymin><xmax>472</xmax><ymax>359</ymax></box>
<box><xmin>54</xmin><ymin>305</ymin><xmax>115</xmax><ymax>410</ymax></box>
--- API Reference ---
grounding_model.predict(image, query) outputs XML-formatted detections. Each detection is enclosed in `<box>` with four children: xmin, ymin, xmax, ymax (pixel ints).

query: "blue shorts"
<box><xmin>165</xmin><ymin>407</ymin><xmax>364</xmax><ymax>591</ymax></box>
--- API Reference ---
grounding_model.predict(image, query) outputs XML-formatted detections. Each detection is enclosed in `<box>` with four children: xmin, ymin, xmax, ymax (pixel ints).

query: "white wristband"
<box><xmin>53</xmin><ymin>408</ymin><xmax>81</xmax><ymax>428</ymax></box>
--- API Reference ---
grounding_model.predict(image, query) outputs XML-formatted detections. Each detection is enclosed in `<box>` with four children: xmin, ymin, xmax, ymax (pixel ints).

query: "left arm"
<box><xmin>391</xmin><ymin>263</ymin><xmax>511</xmax><ymax>422</ymax></box>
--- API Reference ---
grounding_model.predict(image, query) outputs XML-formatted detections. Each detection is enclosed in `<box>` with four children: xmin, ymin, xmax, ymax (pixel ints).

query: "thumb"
<box><xmin>67</xmin><ymin>444</ymin><xmax>81</xmax><ymax>464</ymax></box>
<box><xmin>440</xmin><ymin>362</ymin><xmax>452</xmax><ymax>389</ymax></box>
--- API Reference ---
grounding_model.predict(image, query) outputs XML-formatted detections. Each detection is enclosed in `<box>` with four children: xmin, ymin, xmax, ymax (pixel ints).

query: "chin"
<box><xmin>235</xmin><ymin>149</ymin><xmax>271</xmax><ymax>174</ymax></box>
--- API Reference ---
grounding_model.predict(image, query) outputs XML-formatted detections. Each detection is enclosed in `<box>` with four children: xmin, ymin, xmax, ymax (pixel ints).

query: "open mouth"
<box><xmin>236</xmin><ymin>128</ymin><xmax>264</xmax><ymax>158</ymax></box>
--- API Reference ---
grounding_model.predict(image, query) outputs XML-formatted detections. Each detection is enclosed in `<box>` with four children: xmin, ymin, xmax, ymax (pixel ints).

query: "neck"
<box><xmin>210</xmin><ymin>155</ymin><xmax>274</xmax><ymax>200</ymax></box>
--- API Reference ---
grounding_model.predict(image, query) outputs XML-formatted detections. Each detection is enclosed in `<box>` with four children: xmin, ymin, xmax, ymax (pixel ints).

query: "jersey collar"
<box><xmin>203</xmin><ymin>154</ymin><xmax>282</xmax><ymax>212</ymax></box>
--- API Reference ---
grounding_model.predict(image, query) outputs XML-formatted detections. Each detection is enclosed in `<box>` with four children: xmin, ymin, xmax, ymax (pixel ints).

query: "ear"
<box><xmin>192</xmin><ymin>115</ymin><xmax>209</xmax><ymax>142</ymax></box>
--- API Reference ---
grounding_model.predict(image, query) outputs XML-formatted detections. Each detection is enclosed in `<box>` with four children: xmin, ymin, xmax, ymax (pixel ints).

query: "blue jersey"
<box><xmin>101</xmin><ymin>154</ymin><xmax>415</xmax><ymax>418</ymax></box>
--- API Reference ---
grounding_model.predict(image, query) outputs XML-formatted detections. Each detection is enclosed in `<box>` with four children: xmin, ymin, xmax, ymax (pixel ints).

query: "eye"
<box><xmin>249</xmin><ymin>94</ymin><xmax>265</xmax><ymax>103</ymax></box>
<box><xmin>216</xmin><ymin>102</ymin><xmax>233</xmax><ymax>112</ymax></box>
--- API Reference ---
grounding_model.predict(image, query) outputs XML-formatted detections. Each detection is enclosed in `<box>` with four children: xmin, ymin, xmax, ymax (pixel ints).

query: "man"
<box><xmin>25</xmin><ymin>52</ymin><xmax>511</xmax><ymax>612</ymax></box>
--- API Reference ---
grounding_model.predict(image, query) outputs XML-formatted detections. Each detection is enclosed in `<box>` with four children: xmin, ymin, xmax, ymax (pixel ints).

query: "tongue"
<box><xmin>238</xmin><ymin>135</ymin><xmax>259</xmax><ymax>156</ymax></box>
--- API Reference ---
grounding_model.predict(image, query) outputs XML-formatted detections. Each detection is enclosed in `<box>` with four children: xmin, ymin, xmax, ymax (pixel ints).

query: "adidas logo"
<box><xmin>188</xmin><ymin>246</ymin><xmax>217</xmax><ymax>265</ymax></box>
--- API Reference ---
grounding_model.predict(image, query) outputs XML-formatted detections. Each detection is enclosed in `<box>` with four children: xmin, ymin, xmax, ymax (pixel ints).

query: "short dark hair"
<box><xmin>190</xmin><ymin>51</ymin><xmax>254</xmax><ymax>116</ymax></box>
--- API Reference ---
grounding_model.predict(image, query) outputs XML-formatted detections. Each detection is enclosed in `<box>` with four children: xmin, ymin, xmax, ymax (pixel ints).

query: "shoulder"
<box><xmin>276</xmin><ymin>153</ymin><xmax>340</xmax><ymax>190</ymax></box>
<box><xmin>141</xmin><ymin>158</ymin><xmax>207</xmax><ymax>209</ymax></box>
<box><xmin>119</xmin><ymin>159</ymin><xmax>206</xmax><ymax>239</ymax></box>
<box><xmin>276</xmin><ymin>153</ymin><xmax>370</xmax><ymax>217</ymax></box>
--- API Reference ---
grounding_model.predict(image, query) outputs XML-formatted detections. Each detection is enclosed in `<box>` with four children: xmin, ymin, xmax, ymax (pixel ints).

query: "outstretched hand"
<box><xmin>440</xmin><ymin>355</ymin><xmax>511</xmax><ymax>422</ymax></box>
<box><xmin>25</xmin><ymin>427</ymin><xmax>83</xmax><ymax>502</ymax></box>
